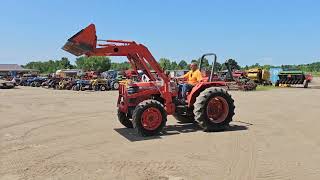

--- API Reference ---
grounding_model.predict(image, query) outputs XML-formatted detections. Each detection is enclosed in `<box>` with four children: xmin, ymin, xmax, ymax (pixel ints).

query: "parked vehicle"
<box><xmin>58</xmin><ymin>78</ymin><xmax>76</xmax><ymax>90</ymax></box>
<box><xmin>91</xmin><ymin>79</ymin><xmax>110</xmax><ymax>91</ymax></box>
<box><xmin>275</xmin><ymin>70</ymin><xmax>310</xmax><ymax>88</ymax></box>
<box><xmin>246</xmin><ymin>68</ymin><xmax>272</xmax><ymax>85</ymax></box>
<box><xmin>0</xmin><ymin>79</ymin><xmax>15</xmax><ymax>89</ymax></box>
<box><xmin>48</xmin><ymin>77</ymin><xmax>62</xmax><ymax>89</ymax></box>
<box><xmin>73</xmin><ymin>80</ymin><xmax>92</xmax><ymax>91</ymax></box>
<box><xmin>103</xmin><ymin>70</ymin><xmax>123</xmax><ymax>90</ymax></box>
<box><xmin>29</xmin><ymin>77</ymin><xmax>48</xmax><ymax>87</ymax></box>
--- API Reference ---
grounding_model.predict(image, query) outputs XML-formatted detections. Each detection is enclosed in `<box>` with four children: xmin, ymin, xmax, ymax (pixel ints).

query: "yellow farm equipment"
<box><xmin>246</xmin><ymin>68</ymin><xmax>272</xmax><ymax>85</ymax></box>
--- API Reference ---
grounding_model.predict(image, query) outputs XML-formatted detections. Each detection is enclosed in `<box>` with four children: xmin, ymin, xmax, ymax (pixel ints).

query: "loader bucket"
<box><xmin>62</xmin><ymin>24</ymin><xmax>97</xmax><ymax>56</ymax></box>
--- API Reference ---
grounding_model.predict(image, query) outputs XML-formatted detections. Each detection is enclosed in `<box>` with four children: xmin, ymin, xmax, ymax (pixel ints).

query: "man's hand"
<box><xmin>173</xmin><ymin>76</ymin><xmax>185</xmax><ymax>84</ymax></box>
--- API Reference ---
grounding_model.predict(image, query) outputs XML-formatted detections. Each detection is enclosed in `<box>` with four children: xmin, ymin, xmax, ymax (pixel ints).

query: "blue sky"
<box><xmin>0</xmin><ymin>0</ymin><xmax>319</xmax><ymax>66</ymax></box>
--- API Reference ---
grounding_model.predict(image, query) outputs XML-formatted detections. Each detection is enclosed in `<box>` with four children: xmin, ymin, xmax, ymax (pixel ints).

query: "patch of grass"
<box><xmin>256</xmin><ymin>85</ymin><xmax>276</xmax><ymax>91</ymax></box>
<box><xmin>311</xmin><ymin>72</ymin><xmax>320</xmax><ymax>77</ymax></box>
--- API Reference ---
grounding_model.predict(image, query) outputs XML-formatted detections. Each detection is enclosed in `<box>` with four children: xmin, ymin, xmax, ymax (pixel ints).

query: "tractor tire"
<box><xmin>112</xmin><ymin>81</ymin><xmax>120</xmax><ymax>90</ymax></box>
<box><xmin>303</xmin><ymin>80</ymin><xmax>308</xmax><ymax>88</ymax></box>
<box><xmin>132</xmin><ymin>100</ymin><xmax>167</xmax><ymax>136</ymax></box>
<box><xmin>93</xmin><ymin>85</ymin><xmax>99</xmax><ymax>91</ymax></box>
<box><xmin>66</xmin><ymin>85</ymin><xmax>72</xmax><ymax>90</ymax></box>
<box><xmin>34</xmin><ymin>82</ymin><xmax>39</xmax><ymax>87</ymax></box>
<box><xmin>54</xmin><ymin>84</ymin><xmax>59</xmax><ymax>90</ymax></box>
<box><xmin>72</xmin><ymin>85</ymin><xmax>79</xmax><ymax>91</ymax></box>
<box><xmin>173</xmin><ymin>114</ymin><xmax>194</xmax><ymax>123</ymax></box>
<box><xmin>100</xmin><ymin>85</ymin><xmax>107</xmax><ymax>91</ymax></box>
<box><xmin>193</xmin><ymin>87</ymin><xmax>235</xmax><ymax>132</ymax></box>
<box><xmin>117</xmin><ymin>109</ymin><xmax>133</xmax><ymax>128</ymax></box>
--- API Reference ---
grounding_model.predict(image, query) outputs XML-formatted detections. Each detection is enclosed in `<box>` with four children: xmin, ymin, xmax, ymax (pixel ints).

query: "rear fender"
<box><xmin>186</xmin><ymin>82</ymin><xmax>227</xmax><ymax>107</ymax></box>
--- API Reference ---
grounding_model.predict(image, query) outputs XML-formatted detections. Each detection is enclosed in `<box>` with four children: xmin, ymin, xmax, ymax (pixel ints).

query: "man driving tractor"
<box><xmin>177</xmin><ymin>62</ymin><xmax>203</xmax><ymax>104</ymax></box>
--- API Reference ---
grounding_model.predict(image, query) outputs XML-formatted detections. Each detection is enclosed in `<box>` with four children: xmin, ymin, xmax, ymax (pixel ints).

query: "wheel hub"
<box><xmin>207</xmin><ymin>96</ymin><xmax>229</xmax><ymax>123</ymax></box>
<box><xmin>141</xmin><ymin>107</ymin><xmax>162</xmax><ymax>130</ymax></box>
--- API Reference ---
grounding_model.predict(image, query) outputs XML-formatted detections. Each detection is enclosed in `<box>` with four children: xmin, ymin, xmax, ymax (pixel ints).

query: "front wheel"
<box><xmin>80</xmin><ymin>86</ymin><xmax>86</xmax><ymax>91</ymax></box>
<box><xmin>93</xmin><ymin>85</ymin><xmax>99</xmax><ymax>91</ymax></box>
<box><xmin>100</xmin><ymin>85</ymin><xmax>107</xmax><ymax>91</ymax></box>
<box><xmin>194</xmin><ymin>87</ymin><xmax>235</xmax><ymax>132</ymax></box>
<box><xmin>303</xmin><ymin>80</ymin><xmax>308</xmax><ymax>88</ymax></box>
<box><xmin>132</xmin><ymin>100</ymin><xmax>167</xmax><ymax>136</ymax></box>
<box><xmin>53</xmin><ymin>84</ymin><xmax>59</xmax><ymax>90</ymax></box>
<box><xmin>117</xmin><ymin>109</ymin><xmax>133</xmax><ymax>128</ymax></box>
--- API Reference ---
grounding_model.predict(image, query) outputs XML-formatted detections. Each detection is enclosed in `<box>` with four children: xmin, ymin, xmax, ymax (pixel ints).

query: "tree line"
<box><xmin>23</xmin><ymin>56</ymin><xmax>320</xmax><ymax>74</ymax></box>
<box><xmin>23</xmin><ymin>57</ymin><xmax>112</xmax><ymax>73</ymax></box>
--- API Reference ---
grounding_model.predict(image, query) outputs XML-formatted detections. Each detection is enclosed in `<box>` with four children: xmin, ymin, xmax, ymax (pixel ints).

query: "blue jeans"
<box><xmin>178</xmin><ymin>83</ymin><xmax>194</xmax><ymax>100</ymax></box>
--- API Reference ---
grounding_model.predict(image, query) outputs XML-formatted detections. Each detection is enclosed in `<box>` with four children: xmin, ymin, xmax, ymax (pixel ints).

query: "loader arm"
<box><xmin>62</xmin><ymin>24</ymin><xmax>174</xmax><ymax>112</ymax></box>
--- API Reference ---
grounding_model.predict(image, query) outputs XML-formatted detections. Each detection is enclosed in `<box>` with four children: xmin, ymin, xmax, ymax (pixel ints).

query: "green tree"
<box><xmin>170</xmin><ymin>61</ymin><xmax>178</xmax><ymax>70</ymax></box>
<box><xmin>214</xmin><ymin>62</ymin><xmax>222</xmax><ymax>71</ymax></box>
<box><xmin>23</xmin><ymin>57</ymin><xmax>73</xmax><ymax>73</ymax></box>
<box><xmin>197</xmin><ymin>57</ymin><xmax>210</xmax><ymax>70</ymax></box>
<box><xmin>178</xmin><ymin>60</ymin><xmax>188</xmax><ymax>70</ymax></box>
<box><xmin>59</xmin><ymin>57</ymin><xmax>73</xmax><ymax>69</ymax></box>
<box><xmin>225</xmin><ymin>59</ymin><xmax>240</xmax><ymax>70</ymax></box>
<box><xmin>111</xmin><ymin>62</ymin><xmax>130</xmax><ymax>70</ymax></box>
<box><xmin>159</xmin><ymin>58</ymin><xmax>171</xmax><ymax>70</ymax></box>
<box><xmin>75</xmin><ymin>56</ymin><xmax>111</xmax><ymax>72</ymax></box>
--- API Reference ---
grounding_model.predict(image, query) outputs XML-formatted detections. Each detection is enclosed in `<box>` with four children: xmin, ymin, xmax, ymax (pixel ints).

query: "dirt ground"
<box><xmin>1</xmin><ymin>79</ymin><xmax>320</xmax><ymax>180</ymax></box>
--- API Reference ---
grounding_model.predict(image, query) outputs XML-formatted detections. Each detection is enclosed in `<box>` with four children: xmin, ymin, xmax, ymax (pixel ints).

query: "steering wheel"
<box><xmin>172</xmin><ymin>77</ymin><xmax>185</xmax><ymax>84</ymax></box>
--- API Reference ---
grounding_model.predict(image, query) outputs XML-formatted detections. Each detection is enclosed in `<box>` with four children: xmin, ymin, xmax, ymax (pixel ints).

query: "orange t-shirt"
<box><xmin>183</xmin><ymin>69</ymin><xmax>203</xmax><ymax>85</ymax></box>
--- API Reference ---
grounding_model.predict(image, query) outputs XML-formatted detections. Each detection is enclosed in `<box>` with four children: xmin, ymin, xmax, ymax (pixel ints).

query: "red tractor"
<box><xmin>62</xmin><ymin>24</ymin><xmax>235</xmax><ymax>136</ymax></box>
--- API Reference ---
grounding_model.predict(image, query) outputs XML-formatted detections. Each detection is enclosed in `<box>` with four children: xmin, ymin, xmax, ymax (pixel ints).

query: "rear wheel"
<box><xmin>112</xmin><ymin>81</ymin><xmax>119</xmax><ymax>90</ymax></box>
<box><xmin>117</xmin><ymin>109</ymin><xmax>133</xmax><ymax>128</ymax></box>
<box><xmin>132</xmin><ymin>100</ymin><xmax>167</xmax><ymax>136</ymax></box>
<box><xmin>194</xmin><ymin>87</ymin><xmax>235</xmax><ymax>131</ymax></box>
<box><xmin>72</xmin><ymin>85</ymin><xmax>79</xmax><ymax>91</ymax></box>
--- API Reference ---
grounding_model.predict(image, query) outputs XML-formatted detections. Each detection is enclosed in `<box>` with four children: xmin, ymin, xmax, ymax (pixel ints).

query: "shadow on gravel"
<box><xmin>310</xmin><ymin>86</ymin><xmax>320</xmax><ymax>89</ymax></box>
<box><xmin>114</xmin><ymin>121</ymin><xmax>250</xmax><ymax>142</ymax></box>
<box><xmin>114</xmin><ymin>128</ymin><xmax>162</xmax><ymax>142</ymax></box>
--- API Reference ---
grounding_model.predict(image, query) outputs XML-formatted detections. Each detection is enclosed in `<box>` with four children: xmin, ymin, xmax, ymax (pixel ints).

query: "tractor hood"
<box><xmin>62</xmin><ymin>24</ymin><xmax>97</xmax><ymax>56</ymax></box>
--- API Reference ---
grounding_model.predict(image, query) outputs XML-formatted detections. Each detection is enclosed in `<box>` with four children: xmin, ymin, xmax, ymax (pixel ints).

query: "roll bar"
<box><xmin>199</xmin><ymin>53</ymin><xmax>217</xmax><ymax>82</ymax></box>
